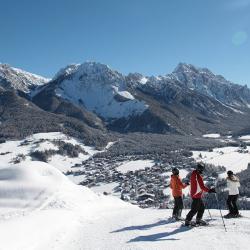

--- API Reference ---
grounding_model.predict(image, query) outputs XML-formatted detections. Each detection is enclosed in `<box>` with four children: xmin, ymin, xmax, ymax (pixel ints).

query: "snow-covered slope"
<box><xmin>0</xmin><ymin>64</ymin><xmax>49</xmax><ymax>94</ymax></box>
<box><xmin>0</xmin><ymin>132</ymin><xmax>100</xmax><ymax>173</ymax></box>
<box><xmin>53</xmin><ymin>62</ymin><xmax>148</xmax><ymax>120</ymax></box>
<box><xmin>0</xmin><ymin>161</ymin><xmax>133</xmax><ymax>250</ymax></box>
<box><xmin>0</xmin><ymin>132</ymin><xmax>250</xmax><ymax>249</ymax></box>
<box><xmin>0</xmin><ymin>160</ymin><xmax>250</xmax><ymax>250</ymax></box>
<box><xmin>192</xmin><ymin>146</ymin><xmax>250</xmax><ymax>176</ymax></box>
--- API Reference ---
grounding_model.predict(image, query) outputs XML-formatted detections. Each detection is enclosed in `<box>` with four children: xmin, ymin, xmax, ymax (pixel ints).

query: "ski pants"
<box><xmin>173</xmin><ymin>196</ymin><xmax>183</xmax><ymax>217</ymax></box>
<box><xmin>186</xmin><ymin>198</ymin><xmax>205</xmax><ymax>221</ymax></box>
<box><xmin>227</xmin><ymin>195</ymin><xmax>239</xmax><ymax>215</ymax></box>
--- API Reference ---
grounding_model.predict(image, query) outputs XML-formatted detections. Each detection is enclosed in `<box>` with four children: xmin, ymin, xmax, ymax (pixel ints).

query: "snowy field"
<box><xmin>0</xmin><ymin>161</ymin><xmax>250</xmax><ymax>250</ymax></box>
<box><xmin>0</xmin><ymin>132</ymin><xmax>99</xmax><ymax>173</ymax></box>
<box><xmin>202</xmin><ymin>133</ymin><xmax>221</xmax><ymax>138</ymax></box>
<box><xmin>239</xmin><ymin>135</ymin><xmax>250</xmax><ymax>142</ymax></box>
<box><xmin>192</xmin><ymin>146</ymin><xmax>250</xmax><ymax>175</ymax></box>
<box><xmin>90</xmin><ymin>182</ymin><xmax>120</xmax><ymax>196</ymax></box>
<box><xmin>116</xmin><ymin>160</ymin><xmax>155</xmax><ymax>173</ymax></box>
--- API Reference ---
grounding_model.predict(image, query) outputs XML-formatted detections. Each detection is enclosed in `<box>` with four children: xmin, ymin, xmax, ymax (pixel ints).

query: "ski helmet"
<box><xmin>227</xmin><ymin>170</ymin><xmax>233</xmax><ymax>176</ymax></box>
<box><xmin>197</xmin><ymin>162</ymin><xmax>205</xmax><ymax>173</ymax></box>
<box><xmin>172</xmin><ymin>167</ymin><xmax>179</xmax><ymax>175</ymax></box>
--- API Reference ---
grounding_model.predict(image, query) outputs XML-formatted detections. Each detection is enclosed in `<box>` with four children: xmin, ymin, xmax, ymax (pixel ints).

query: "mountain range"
<box><xmin>1</xmin><ymin>61</ymin><xmax>250</xmax><ymax>145</ymax></box>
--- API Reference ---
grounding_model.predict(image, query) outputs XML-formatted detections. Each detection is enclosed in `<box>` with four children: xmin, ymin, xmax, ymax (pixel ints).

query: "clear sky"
<box><xmin>1</xmin><ymin>0</ymin><xmax>250</xmax><ymax>86</ymax></box>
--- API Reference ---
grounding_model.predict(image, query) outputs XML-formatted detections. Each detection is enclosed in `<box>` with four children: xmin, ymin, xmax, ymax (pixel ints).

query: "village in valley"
<box><xmin>65</xmin><ymin>151</ymin><xmax>221</xmax><ymax>208</ymax></box>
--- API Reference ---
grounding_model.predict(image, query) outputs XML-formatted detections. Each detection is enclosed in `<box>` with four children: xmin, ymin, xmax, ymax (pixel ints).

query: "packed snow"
<box><xmin>192</xmin><ymin>146</ymin><xmax>250</xmax><ymax>175</ymax></box>
<box><xmin>0</xmin><ymin>161</ymin><xmax>132</xmax><ymax>250</ymax></box>
<box><xmin>0</xmin><ymin>133</ymin><xmax>250</xmax><ymax>249</ymax></box>
<box><xmin>0</xmin><ymin>161</ymin><xmax>250</xmax><ymax>250</ymax></box>
<box><xmin>116</xmin><ymin>160</ymin><xmax>155</xmax><ymax>173</ymax></box>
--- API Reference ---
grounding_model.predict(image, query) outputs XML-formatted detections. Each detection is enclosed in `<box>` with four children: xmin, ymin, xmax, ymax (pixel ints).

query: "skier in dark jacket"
<box><xmin>185</xmin><ymin>163</ymin><xmax>216</xmax><ymax>226</ymax></box>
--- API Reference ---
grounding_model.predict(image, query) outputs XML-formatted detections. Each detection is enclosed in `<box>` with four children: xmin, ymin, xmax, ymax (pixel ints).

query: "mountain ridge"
<box><xmin>1</xmin><ymin>61</ymin><xmax>250</xmax><ymax>138</ymax></box>
<box><xmin>0</xmin><ymin>63</ymin><xmax>50</xmax><ymax>94</ymax></box>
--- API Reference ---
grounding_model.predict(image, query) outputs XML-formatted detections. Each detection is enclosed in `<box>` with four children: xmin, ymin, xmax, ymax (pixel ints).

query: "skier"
<box><xmin>185</xmin><ymin>163</ymin><xmax>216</xmax><ymax>226</ymax></box>
<box><xmin>170</xmin><ymin>167</ymin><xmax>189</xmax><ymax>220</ymax></box>
<box><xmin>224</xmin><ymin>170</ymin><xmax>240</xmax><ymax>218</ymax></box>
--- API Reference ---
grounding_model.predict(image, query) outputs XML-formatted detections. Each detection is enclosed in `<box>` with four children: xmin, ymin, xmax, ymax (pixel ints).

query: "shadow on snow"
<box><xmin>111</xmin><ymin>219</ymin><xmax>175</xmax><ymax>233</ymax></box>
<box><xmin>127</xmin><ymin>226</ymin><xmax>192</xmax><ymax>242</ymax></box>
<box><xmin>111</xmin><ymin>219</ymin><xmax>192</xmax><ymax>242</ymax></box>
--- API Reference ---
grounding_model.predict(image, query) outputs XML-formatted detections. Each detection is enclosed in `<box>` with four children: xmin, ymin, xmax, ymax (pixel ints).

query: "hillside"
<box><xmin>0</xmin><ymin>89</ymin><xmax>109</xmax><ymax>147</ymax></box>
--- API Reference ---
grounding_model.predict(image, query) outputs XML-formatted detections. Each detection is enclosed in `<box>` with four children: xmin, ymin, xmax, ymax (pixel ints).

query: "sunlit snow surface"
<box><xmin>0</xmin><ymin>132</ymin><xmax>99</xmax><ymax>173</ymax></box>
<box><xmin>193</xmin><ymin>146</ymin><xmax>250</xmax><ymax>175</ymax></box>
<box><xmin>116</xmin><ymin>160</ymin><xmax>155</xmax><ymax>173</ymax></box>
<box><xmin>202</xmin><ymin>133</ymin><xmax>221</xmax><ymax>138</ymax></box>
<box><xmin>0</xmin><ymin>161</ymin><xmax>250</xmax><ymax>250</ymax></box>
<box><xmin>239</xmin><ymin>135</ymin><xmax>250</xmax><ymax>142</ymax></box>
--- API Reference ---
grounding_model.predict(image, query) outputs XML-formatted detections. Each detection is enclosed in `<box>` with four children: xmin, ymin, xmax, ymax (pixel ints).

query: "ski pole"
<box><xmin>204</xmin><ymin>194</ymin><xmax>212</xmax><ymax>220</ymax></box>
<box><xmin>207</xmin><ymin>207</ymin><xmax>212</xmax><ymax>220</ymax></box>
<box><xmin>182</xmin><ymin>194</ymin><xmax>187</xmax><ymax>218</ymax></box>
<box><xmin>215</xmin><ymin>193</ymin><xmax>227</xmax><ymax>232</ymax></box>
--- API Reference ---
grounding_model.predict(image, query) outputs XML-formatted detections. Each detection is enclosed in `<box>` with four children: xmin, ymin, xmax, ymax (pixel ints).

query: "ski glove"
<box><xmin>208</xmin><ymin>188</ymin><xmax>216</xmax><ymax>193</ymax></box>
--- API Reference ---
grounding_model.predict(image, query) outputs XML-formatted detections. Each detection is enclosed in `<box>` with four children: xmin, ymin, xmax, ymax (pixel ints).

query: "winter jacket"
<box><xmin>170</xmin><ymin>175</ymin><xmax>188</xmax><ymax>197</ymax></box>
<box><xmin>190</xmin><ymin>170</ymin><xmax>210</xmax><ymax>199</ymax></box>
<box><xmin>227</xmin><ymin>175</ymin><xmax>240</xmax><ymax>195</ymax></box>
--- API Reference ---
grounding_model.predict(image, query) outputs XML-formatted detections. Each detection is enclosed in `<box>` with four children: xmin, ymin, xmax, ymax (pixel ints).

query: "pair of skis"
<box><xmin>167</xmin><ymin>217</ymin><xmax>210</xmax><ymax>228</ymax></box>
<box><xmin>181</xmin><ymin>221</ymin><xmax>210</xmax><ymax>228</ymax></box>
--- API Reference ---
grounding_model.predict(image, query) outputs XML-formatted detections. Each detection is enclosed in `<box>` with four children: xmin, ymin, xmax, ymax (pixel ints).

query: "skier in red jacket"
<box><xmin>185</xmin><ymin>163</ymin><xmax>216</xmax><ymax>226</ymax></box>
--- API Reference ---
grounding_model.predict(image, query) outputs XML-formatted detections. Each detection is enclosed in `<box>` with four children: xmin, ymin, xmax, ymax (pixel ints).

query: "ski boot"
<box><xmin>196</xmin><ymin>219</ymin><xmax>209</xmax><ymax>226</ymax></box>
<box><xmin>233</xmin><ymin>213</ymin><xmax>242</xmax><ymax>218</ymax></box>
<box><xmin>184</xmin><ymin>220</ymin><xmax>196</xmax><ymax>227</ymax></box>
<box><xmin>224</xmin><ymin>213</ymin><xmax>234</xmax><ymax>219</ymax></box>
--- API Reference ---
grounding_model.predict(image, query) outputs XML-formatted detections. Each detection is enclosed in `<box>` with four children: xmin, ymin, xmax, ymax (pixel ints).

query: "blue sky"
<box><xmin>0</xmin><ymin>0</ymin><xmax>250</xmax><ymax>86</ymax></box>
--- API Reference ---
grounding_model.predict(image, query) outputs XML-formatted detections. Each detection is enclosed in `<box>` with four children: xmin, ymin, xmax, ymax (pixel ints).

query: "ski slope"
<box><xmin>0</xmin><ymin>161</ymin><xmax>250</xmax><ymax>250</ymax></box>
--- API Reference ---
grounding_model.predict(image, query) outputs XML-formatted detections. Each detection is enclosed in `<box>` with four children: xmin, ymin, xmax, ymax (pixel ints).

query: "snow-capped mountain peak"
<box><xmin>53</xmin><ymin>64</ymin><xmax>81</xmax><ymax>80</ymax></box>
<box><xmin>53</xmin><ymin>62</ymin><xmax>122</xmax><ymax>82</ymax></box>
<box><xmin>173</xmin><ymin>62</ymin><xmax>198</xmax><ymax>74</ymax></box>
<box><xmin>0</xmin><ymin>64</ymin><xmax>50</xmax><ymax>93</ymax></box>
<box><xmin>172</xmin><ymin>62</ymin><xmax>233</xmax><ymax>87</ymax></box>
<box><xmin>53</xmin><ymin>61</ymin><xmax>148</xmax><ymax>120</ymax></box>
<box><xmin>170</xmin><ymin>63</ymin><xmax>250</xmax><ymax>106</ymax></box>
